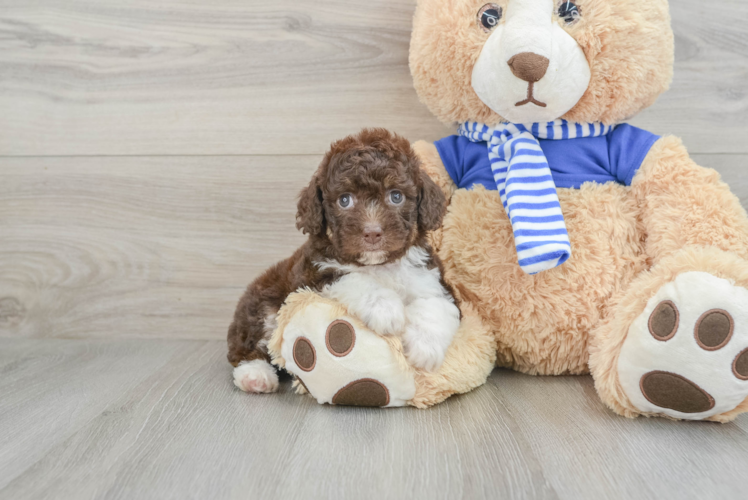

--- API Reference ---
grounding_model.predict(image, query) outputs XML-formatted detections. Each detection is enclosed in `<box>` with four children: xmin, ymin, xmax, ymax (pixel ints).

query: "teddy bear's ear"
<box><xmin>418</xmin><ymin>170</ymin><xmax>446</xmax><ymax>232</ymax></box>
<box><xmin>296</xmin><ymin>174</ymin><xmax>325</xmax><ymax>236</ymax></box>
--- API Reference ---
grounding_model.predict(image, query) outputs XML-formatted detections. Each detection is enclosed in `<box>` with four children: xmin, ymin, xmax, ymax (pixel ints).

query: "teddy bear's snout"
<box><xmin>507</xmin><ymin>52</ymin><xmax>550</xmax><ymax>83</ymax></box>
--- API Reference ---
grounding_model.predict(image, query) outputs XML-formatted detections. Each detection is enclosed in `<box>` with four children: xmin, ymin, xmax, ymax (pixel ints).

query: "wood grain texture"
<box><xmin>630</xmin><ymin>0</ymin><xmax>748</xmax><ymax>153</ymax></box>
<box><xmin>0</xmin><ymin>0</ymin><xmax>449</xmax><ymax>156</ymax></box>
<box><xmin>0</xmin><ymin>0</ymin><xmax>746</xmax><ymax>156</ymax></box>
<box><xmin>2</xmin><ymin>154</ymin><xmax>746</xmax><ymax>340</ymax></box>
<box><xmin>0</xmin><ymin>338</ymin><xmax>747</xmax><ymax>500</ymax></box>
<box><xmin>0</xmin><ymin>155</ymin><xmax>314</xmax><ymax>339</ymax></box>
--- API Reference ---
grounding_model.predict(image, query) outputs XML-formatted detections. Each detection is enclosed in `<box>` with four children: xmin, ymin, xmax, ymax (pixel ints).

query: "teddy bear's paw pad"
<box><xmin>618</xmin><ymin>271</ymin><xmax>748</xmax><ymax>419</ymax></box>
<box><xmin>648</xmin><ymin>300</ymin><xmax>679</xmax><ymax>340</ymax></box>
<box><xmin>326</xmin><ymin>320</ymin><xmax>355</xmax><ymax>356</ymax></box>
<box><xmin>293</xmin><ymin>337</ymin><xmax>316</xmax><ymax>371</ymax></box>
<box><xmin>734</xmin><ymin>349</ymin><xmax>748</xmax><ymax>380</ymax></box>
<box><xmin>280</xmin><ymin>302</ymin><xmax>416</xmax><ymax>407</ymax></box>
<box><xmin>695</xmin><ymin>310</ymin><xmax>734</xmax><ymax>350</ymax></box>
<box><xmin>332</xmin><ymin>378</ymin><xmax>390</xmax><ymax>407</ymax></box>
<box><xmin>639</xmin><ymin>371</ymin><xmax>715</xmax><ymax>414</ymax></box>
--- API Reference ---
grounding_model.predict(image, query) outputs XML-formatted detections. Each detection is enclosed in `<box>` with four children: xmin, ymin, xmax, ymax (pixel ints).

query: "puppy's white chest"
<box><xmin>358</xmin><ymin>254</ymin><xmax>444</xmax><ymax>303</ymax></box>
<box><xmin>352</xmin><ymin>265</ymin><xmax>419</xmax><ymax>302</ymax></box>
<box><xmin>317</xmin><ymin>247</ymin><xmax>448</xmax><ymax>305</ymax></box>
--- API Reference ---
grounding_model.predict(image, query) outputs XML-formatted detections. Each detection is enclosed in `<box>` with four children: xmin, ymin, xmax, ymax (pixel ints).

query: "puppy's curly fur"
<box><xmin>227</xmin><ymin>129</ymin><xmax>452</xmax><ymax>384</ymax></box>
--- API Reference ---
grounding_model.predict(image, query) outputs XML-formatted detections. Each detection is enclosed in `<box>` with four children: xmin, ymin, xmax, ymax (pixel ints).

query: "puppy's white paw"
<box><xmin>403</xmin><ymin>297</ymin><xmax>460</xmax><ymax>372</ymax></box>
<box><xmin>403</xmin><ymin>333</ymin><xmax>446</xmax><ymax>372</ymax></box>
<box><xmin>233</xmin><ymin>359</ymin><xmax>279</xmax><ymax>394</ymax></box>
<box><xmin>359</xmin><ymin>290</ymin><xmax>406</xmax><ymax>335</ymax></box>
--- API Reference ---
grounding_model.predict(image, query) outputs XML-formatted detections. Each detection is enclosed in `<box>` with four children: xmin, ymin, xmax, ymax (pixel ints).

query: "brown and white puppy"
<box><xmin>227</xmin><ymin>128</ymin><xmax>460</xmax><ymax>393</ymax></box>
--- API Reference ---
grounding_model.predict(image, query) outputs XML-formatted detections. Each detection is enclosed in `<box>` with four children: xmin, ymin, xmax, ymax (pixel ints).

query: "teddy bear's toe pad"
<box><xmin>695</xmin><ymin>310</ymin><xmax>733</xmax><ymax>350</ymax></box>
<box><xmin>618</xmin><ymin>272</ymin><xmax>748</xmax><ymax>419</ymax></box>
<box><xmin>734</xmin><ymin>349</ymin><xmax>748</xmax><ymax>380</ymax></box>
<box><xmin>326</xmin><ymin>320</ymin><xmax>355</xmax><ymax>356</ymax></box>
<box><xmin>648</xmin><ymin>300</ymin><xmax>678</xmax><ymax>340</ymax></box>
<box><xmin>293</xmin><ymin>337</ymin><xmax>316</xmax><ymax>371</ymax></box>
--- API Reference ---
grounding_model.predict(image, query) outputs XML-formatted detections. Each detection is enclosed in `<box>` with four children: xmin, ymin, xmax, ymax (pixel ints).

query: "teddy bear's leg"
<box><xmin>267</xmin><ymin>290</ymin><xmax>496</xmax><ymax>408</ymax></box>
<box><xmin>268</xmin><ymin>290</ymin><xmax>418</xmax><ymax>407</ymax></box>
<box><xmin>589</xmin><ymin>137</ymin><xmax>748</xmax><ymax>422</ymax></box>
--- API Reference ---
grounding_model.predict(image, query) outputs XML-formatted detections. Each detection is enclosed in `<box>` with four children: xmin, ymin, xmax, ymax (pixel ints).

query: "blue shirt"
<box><xmin>434</xmin><ymin>124</ymin><xmax>660</xmax><ymax>190</ymax></box>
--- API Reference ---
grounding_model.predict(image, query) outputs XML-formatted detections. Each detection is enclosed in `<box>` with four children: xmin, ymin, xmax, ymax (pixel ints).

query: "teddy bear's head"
<box><xmin>410</xmin><ymin>0</ymin><xmax>674</xmax><ymax>125</ymax></box>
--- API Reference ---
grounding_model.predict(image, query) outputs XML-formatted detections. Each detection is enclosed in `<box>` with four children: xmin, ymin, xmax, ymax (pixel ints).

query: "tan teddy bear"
<box><xmin>270</xmin><ymin>0</ymin><xmax>748</xmax><ymax>422</ymax></box>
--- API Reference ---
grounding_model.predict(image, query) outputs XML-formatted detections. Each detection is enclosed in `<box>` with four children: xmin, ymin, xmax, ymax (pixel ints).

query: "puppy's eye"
<box><xmin>477</xmin><ymin>4</ymin><xmax>502</xmax><ymax>32</ymax></box>
<box><xmin>338</xmin><ymin>193</ymin><xmax>354</xmax><ymax>209</ymax></box>
<box><xmin>389</xmin><ymin>190</ymin><xmax>404</xmax><ymax>205</ymax></box>
<box><xmin>556</xmin><ymin>1</ymin><xmax>581</xmax><ymax>25</ymax></box>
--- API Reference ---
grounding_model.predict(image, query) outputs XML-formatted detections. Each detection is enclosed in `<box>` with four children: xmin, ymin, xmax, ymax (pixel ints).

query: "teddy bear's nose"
<box><xmin>507</xmin><ymin>52</ymin><xmax>550</xmax><ymax>83</ymax></box>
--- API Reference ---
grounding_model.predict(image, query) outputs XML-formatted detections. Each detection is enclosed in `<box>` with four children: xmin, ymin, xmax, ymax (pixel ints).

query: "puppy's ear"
<box><xmin>296</xmin><ymin>175</ymin><xmax>325</xmax><ymax>236</ymax></box>
<box><xmin>418</xmin><ymin>170</ymin><xmax>446</xmax><ymax>232</ymax></box>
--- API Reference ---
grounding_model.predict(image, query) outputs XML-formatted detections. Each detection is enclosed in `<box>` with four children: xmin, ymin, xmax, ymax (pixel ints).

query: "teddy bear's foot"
<box><xmin>617</xmin><ymin>271</ymin><xmax>748</xmax><ymax>420</ymax></box>
<box><xmin>268</xmin><ymin>290</ymin><xmax>496</xmax><ymax>409</ymax></box>
<box><xmin>273</xmin><ymin>298</ymin><xmax>416</xmax><ymax>407</ymax></box>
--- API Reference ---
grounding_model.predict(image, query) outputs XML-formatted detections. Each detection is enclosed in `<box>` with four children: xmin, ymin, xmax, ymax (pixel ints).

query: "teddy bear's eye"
<box><xmin>477</xmin><ymin>4</ymin><xmax>503</xmax><ymax>32</ymax></box>
<box><xmin>557</xmin><ymin>1</ymin><xmax>582</xmax><ymax>25</ymax></box>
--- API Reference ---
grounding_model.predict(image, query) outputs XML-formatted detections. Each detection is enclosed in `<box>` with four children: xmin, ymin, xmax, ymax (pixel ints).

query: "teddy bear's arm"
<box><xmin>630</xmin><ymin>135</ymin><xmax>748</xmax><ymax>263</ymax></box>
<box><xmin>412</xmin><ymin>140</ymin><xmax>456</xmax><ymax>204</ymax></box>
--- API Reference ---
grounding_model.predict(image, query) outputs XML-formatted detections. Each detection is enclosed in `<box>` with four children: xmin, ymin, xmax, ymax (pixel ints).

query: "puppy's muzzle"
<box><xmin>363</xmin><ymin>224</ymin><xmax>383</xmax><ymax>246</ymax></box>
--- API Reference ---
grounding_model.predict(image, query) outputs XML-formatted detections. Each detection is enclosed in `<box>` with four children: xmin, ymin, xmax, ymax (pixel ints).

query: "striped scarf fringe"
<box><xmin>459</xmin><ymin>120</ymin><xmax>615</xmax><ymax>275</ymax></box>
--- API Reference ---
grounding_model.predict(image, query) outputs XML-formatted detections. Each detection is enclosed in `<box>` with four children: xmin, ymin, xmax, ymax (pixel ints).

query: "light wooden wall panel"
<box><xmin>0</xmin><ymin>156</ymin><xmax>313</xmax><ymax>338</ymax></box>
<box><xmin>0</xmin><ymin>0</ymin><xmax>747</xmax><ymax>156</ymax></box>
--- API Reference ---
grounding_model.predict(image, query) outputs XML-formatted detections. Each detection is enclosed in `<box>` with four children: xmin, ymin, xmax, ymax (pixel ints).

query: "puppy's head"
<box><xmin>296</xmin><ymin>128</ymin><xmax>445</xmax><ymax>266</ymax></box>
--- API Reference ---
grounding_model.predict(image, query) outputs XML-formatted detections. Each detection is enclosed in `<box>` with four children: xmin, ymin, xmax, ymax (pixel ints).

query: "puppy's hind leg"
<box><xmin>227</xmin><ymin>304</ymin><xmax>280</xmax><ymax>394</ymax></box>
<box><xmin>233</xmin><ymin>358</ymin><xmax>279</xmax><ymax>394</ymax></box>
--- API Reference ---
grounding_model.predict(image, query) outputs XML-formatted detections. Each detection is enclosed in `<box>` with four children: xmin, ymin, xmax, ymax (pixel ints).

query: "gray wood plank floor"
<box><xmin>2</xmin><ymin>339</ymin><xmax>748</xmax><ymax>500</ymax></box>
<box><xmin>1</xmin><ymin>0</ymin><xmax>748</xmax><ymax>498</ymax></box>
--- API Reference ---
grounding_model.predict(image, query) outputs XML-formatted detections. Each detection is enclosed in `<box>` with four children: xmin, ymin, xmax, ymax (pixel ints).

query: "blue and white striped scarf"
<box><xmin>459</xmin><ymin>120</ymin><xmax>614</xmax><ymax>275</ymax></box>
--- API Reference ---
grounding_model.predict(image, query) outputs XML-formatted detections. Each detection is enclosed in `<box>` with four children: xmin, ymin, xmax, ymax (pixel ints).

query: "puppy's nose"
<box><xmin>507</xmin><ymin>52</ymin><xmax>550</xmax><ymax>83</ymax></box>
<box><xmin>363</xmin><ymin>224</ymin><xmax>383</xmax><ymax>245</ymax></box>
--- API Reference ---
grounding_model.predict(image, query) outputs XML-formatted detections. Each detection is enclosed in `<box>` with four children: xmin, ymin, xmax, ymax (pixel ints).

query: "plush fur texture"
<box><xmin>407</xmin><ymin>0</ymin><xmax>748</xmax><ymax>420</ymax></box>
<box><xmin>439</xmin><ymin>173</ymin><xmax>644</xmax><ymax>375</ymax></box>
<box><xmin>410</xmin><ymin>0</ymin><xmax>674</xmax><ymax>126</ymax></box>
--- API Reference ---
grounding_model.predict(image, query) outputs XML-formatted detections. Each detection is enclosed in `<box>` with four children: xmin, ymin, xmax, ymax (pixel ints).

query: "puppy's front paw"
<box><xmin>233</xmin><ymin>359</ymin><xmax>279</xmax><ymax>393</ymax></box>
<box><xmin>403</xmin><ymin>332</ymin><xmax>446</xmax><ymax>372</ymax></box>
<box><xmin>359</xmin><ymin>290</ymin><xmax>405</xmax><ymax>335</ymax></box>
<box><xmin>403</xmin><ymin>297</ymin><xmax>460</xmax><ymax>372</ymax></box>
